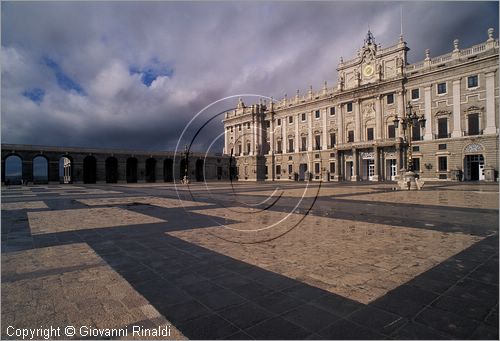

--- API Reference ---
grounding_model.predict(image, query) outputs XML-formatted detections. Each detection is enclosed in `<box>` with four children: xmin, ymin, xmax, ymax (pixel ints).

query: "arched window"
<box><xmin>33</xmin><ymin>155</ymin><xmax>49</xmax><ymax>184</ymax></box>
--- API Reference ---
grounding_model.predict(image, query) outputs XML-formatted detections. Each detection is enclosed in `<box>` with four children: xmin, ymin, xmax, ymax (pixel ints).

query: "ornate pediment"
<box><xmin>464</xmin><ymin>143</ymin><xmax>484</xmax><ymax>153</ymax></box>
<box><xmin>435</xmin><ymin>110</ymin><xmax>451</xmax><ymax>117</ymax></box>
<box><xmin>465</xmin><ymin>105</ymin><xmax>484</xmax><ymax>113</ymax></box>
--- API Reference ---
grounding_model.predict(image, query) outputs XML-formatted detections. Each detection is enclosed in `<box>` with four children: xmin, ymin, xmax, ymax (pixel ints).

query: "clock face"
<box><xmin>363</xmin><ymin>64</ymin><xmax>374</xmax><ymax>77</ymax></box>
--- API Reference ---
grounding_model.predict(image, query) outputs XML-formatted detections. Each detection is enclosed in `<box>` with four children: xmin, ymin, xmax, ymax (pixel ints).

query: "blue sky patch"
<box><xmin>22</xmin><ymin>88</ymin><xmax>45</xmax><ymax>104</ymax></box>
<box><xmin>129</xmin><ymin>59</ymin><xmax>174</xmax><ymax>87</ymax></box>
<box><xmin>43</xmin><ymin>57</ymin><xmax>86</xmax><ymax>95</ymax></box>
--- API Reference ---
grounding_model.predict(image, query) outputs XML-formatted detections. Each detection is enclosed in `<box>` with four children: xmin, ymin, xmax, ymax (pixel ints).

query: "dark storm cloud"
<box><xmin>1</xmin><ymin>1</ymin><xmax>498</xmax><ymax>152</ymax></box>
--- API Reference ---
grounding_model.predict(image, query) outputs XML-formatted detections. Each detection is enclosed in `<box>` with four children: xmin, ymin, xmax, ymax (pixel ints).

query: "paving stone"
<box><xmin>218</xmin><ymin>301</ymin><xmax>273</xmax><ymax>329</ymax></box>
<box><xmin>390</xmin><ymin>321</ymin><xmax>451</xmax><ymax>339</ymax></box>
<box><xmin>195</xmin><ymin>288</ymin><xmax>248</xmax><ymax>311</ymax></box>
<box><xmin>176</xmin><ymin>313</ymin><xmax>239</xmax><ymax>339</ymax></box>
<box><xmin>281</xmin><ymin>303</ymin><xmax>341</xmax><ymax>333</ymax></box>
<box><xmin>310</xmin><ymin>293</ymin><xmax>364</xmax><ymax>318</ymax></box>
<box><xmin>245</xmin><ymin>316</ymin><xmax>310</xmax><ymax>340</ymax></box>
<box><xmin>347</xmin><ymin>305</ymin><xmax>407</xmax><ymax>336</ymax></box>
<box><xmin>317</xmin><ymin>318</ymin><xmax>383</xmax><ymax>339</ymax></box>
<box><xmin>253</xmin><ymin>291</ymin><xmax>304</xmax><ymax>315</ymax></box>
<box><xmin>432</xmin><ymin>294</ymin><xmax>492</xmax><ymax>321</ymax></box>
<box><xmin>415</xmin><ymin>306</ymin><xmax>481</xmax><ymax>339</ymax></box>
<box><xmin>470</xmin><ymin>323</ymin><xmax>499</xmax><ymax>340</ymax></box>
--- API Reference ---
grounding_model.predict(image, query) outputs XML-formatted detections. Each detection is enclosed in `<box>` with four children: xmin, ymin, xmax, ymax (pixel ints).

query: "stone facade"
<box><xmin>1</xmin><ymin>144</ymin><xmax>230</xmax><ymax>184</ymax></box>
<box><xmin>223</xmin><ymin>29</ymin><xmax>499</xmax><ymax>182</ymax></box>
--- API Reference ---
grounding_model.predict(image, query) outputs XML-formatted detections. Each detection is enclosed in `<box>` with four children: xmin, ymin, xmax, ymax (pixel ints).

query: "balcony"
<box><xmin>463</xmin><ymin>130</ymin><xmax>484</xmax><ymax>136</ymax></box>
<box><xmin>434</xmin><ymin>133</ymin><xmax>451</xmax><ymax>139</ymax></box>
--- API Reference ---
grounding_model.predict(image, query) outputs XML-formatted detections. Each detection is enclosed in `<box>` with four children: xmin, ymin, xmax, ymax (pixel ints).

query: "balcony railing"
<box><xmin>434</xmin><ymin>133</ymin><xmax>451</xmax><ymax>139</ymax></box>
<box><xmin>462</xmin><ymin>130</ymin><xmax>484</xmax><ymax>136</ymax></box>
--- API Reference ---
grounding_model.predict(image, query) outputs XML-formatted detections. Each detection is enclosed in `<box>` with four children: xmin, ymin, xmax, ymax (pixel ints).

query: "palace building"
<box><xmin>223</xmin><ymin>29</ymin><xmax>499</xmax><ymax>182</ymax></box>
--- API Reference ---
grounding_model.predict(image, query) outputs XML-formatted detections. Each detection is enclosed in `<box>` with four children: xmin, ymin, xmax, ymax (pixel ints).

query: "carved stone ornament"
<box><xmin>360</xmin><ymin>152</ymin><xmax>375</xmax><ymax>159</ymax></box>
<box><xmin>435</xmin><ymin>110</ymin><xmax>451</xmax><ymax>117</ymax></box>
<box><xmin>385</xmin><ymin>152</ymin><xmax>396</xmax><ymax>158</ymax></box>
<box><xmin>464</xmin><ymin>143</ymin><xmax>484</xmax><ymax>153</ymax></box>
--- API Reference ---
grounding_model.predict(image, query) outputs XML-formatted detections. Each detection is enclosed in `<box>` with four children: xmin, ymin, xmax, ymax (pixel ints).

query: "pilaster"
<box><xmin>451</xmin><ymin>79</ymin><xmax>462</xmax><ymax>137</ymax></box>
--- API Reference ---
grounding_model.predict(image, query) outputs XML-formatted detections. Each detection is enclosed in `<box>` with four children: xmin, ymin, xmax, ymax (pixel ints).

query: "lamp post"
<box><xmin>393</xmin><ymin>102</ymin><xmax>426</xmax><ymax>189</ymax></box>
<box><xmin>183</xmin><ymin>145</ymin><xmax>190</xmax><ymax>184</ymax></box>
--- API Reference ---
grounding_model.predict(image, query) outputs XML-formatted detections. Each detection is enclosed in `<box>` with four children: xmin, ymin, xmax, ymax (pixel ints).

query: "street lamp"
<box><xmin>183</xmin><ymin>145</ymin><xmax>190</xmax><ymax>184</ymax></box>
<box><xmin>393</xmin><ymin>102</ymin><xmax>426</xmax><ymax>172</ymax></box>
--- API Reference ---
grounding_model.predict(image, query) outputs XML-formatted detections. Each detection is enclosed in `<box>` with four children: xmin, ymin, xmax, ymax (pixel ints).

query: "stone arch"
<box><xmin>145</xmin><ymin>158</ymin><xmax>156</xmax><ymax>183</ymax></box>
<box><xmin>163</xmin><ymin>158</ymin><xmax>173</xmax><ymax>182</ymax></box>
<box><xmin>195</xmin><ymin>159</ymin><xmax>204</xmax><ymax>182</ymax></box>
<box><xmin>105</xmin><ymin>157</ymin><xmax>118</xmax><ymax>183</ymax></box>
<box><xmin>3</xmin><ymin>154</ymin><xmax>23</xmax><ymax>184</ymax></box>
<box><xmin>33</xmin><ymin>154</ymin><xmax>49</xmax><ymax>184</ymax></box>
<box><xmin>59</xmin><ymin>155</ymin><xmax>73</xmax><ymax>184</ymax></box>
<box><xmin>126</xmin><ymin>157</ymin><xmax>138</xmax><ymax>183</ymax></box>
<box><xmin>83</xmin><ymin>155</ymin><xmax>97</xmax><ymax>184</ymax></box>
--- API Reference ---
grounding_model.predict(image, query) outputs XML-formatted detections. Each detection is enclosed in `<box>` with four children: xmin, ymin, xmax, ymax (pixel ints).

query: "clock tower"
<box><xmin>337</xmin><ymin>30</ymin><xmax>408</xmax><ymax>91</ymax></box>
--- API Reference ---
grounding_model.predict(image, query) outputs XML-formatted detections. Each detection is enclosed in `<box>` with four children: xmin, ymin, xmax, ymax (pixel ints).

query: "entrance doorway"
<box><xmin>298</xmin><ymin>163</ymin><xmax>307</xmax><ymax>181</ymax></box>
<box><xmin>464</xmin><ymin>154</ymin><xmax>484</xmax><ymax>181</ymax></box>
<box><xmin>386</xmin><ymin>159</ymin><xmax>397</xmax><ymax>181</ymax></box>
<box><xmin>346</xmin><ymin>161</ymin><xmax>353</xmax><ymax>180</ymax></box>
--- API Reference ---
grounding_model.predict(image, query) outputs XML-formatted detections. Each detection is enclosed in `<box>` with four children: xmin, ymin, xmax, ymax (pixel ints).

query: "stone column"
<box><xmin>334</xmin><ymin>151</ymin><xmax>341</xmax><ymax>181</ymax></box>
<box><xmin>484</xmin><ymin>71</ymin><xmax>497</xmax><ymax>134</ymax></box>
<box><xmin>354</xmin><ymin>100</ymin><xmax>361</xmax><ymax>142</ymax></box>
<box><xmin>375</xmin><ymin>95</ymin><xmax>382</xmax><ymax>140</ymax></box>
<box><xmin>49</xmin><ymin>158</ymin><xmax>60</xmax><ymax>183</ymax></box>
<box><xmin>351</xmin><ymin>148</ymin><xmax>358</xmax><ymax>181</ymax></box>
<box><xmin>269</xmin><ymin>119</ymin><xmax>274</xmax><ymax>154</ymax></box>
<box><xmin>251</xmin><ymin>118</ymin><xmax>256</xmax><ymax>156</ymax></box>
<box><xmin>395</xmin><ymin>145</ymin><xmax>401</xmax><ymax>175</ymax></box>
<box><xmin>282</xmin><ymin>117</ymin><xmax>287</xmax><ymax>152</ymax></box>
<box><xmin>452</xmin><ymin>79</ymin><xmax>462</xmax><ymax>137</ymax></box>
<box><xmin>372</xmin><ymin>147</ymin><xmax>379</xmax><ymax>181</ymax></box>
<box><xmin>397</xmin><ymin>91</ymin><xmax>404</xmax><ymax>138</ymax></box>
<box><xmin>337</xmin><ymin>105</ymin><xmax>344</xmax><ymax>143</ymax></box>
<box><xmin>224</xmin><ymin>127</ymin><xmax>229</xmax><ymax>155</ymax></box>
<box><xmin>295</xmin><ymin>113</ymin><xmax>300</xmax><ymax>153</ymax></box>
<box><xmin>307</xmin><ymin>111</ymin><xmax>313</xmax><ymax>152</ymax></box>
<box><xmin>424</xmin><ymin>86</ymin><xmax>433</xmax><ymax>140</ymax></box>
<box><xmin>322</xmin><ymin>108</ymin><xmax>328</xmax><ymax>150</ymax></box>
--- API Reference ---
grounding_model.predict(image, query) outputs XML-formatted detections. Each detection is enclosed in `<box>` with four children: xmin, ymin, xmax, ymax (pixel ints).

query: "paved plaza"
<box><xmin>1</xmin><ymin>181</ymin><xmax>498</xmax><ymax>339</ymax></box>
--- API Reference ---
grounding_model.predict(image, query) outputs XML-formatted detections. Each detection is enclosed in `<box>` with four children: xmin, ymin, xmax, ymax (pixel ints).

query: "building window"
<box><xmin>315</xmin><ymin>110</ymin><xmax>320</xmax><ymax>119</ymax></box>
<box><xmin>301</xmin><ymin>136</ymin><xmax>307</xmax><ymax>151</ymax></box>
<box><xmin>367</xmin><ymin>127</ymin><xmax>374</xmax><ymax>141</ymax></box>
<box><xmin>467</xmin><ymin>75</ymin><xmax>478</xmax><ymax>89</ymax></box>
<box><xmin>437</xmin><ymin>117</ymin><xmax>448</xmax><ymax>138</ymax></box>
<box><xmin>277</xmin><ymin>140</ymin><xmax>282</xmax><ymax>153</ymax></box>
<box><xmin>330</xmin><ymin>107</ymin><xmax>336</xmax><ymax>116</ymax></box>
<box><xmin>412</xmin><ymin>146</ymin><xmax>420</xmax><ymax>152</ymax></box>
<box><xmin>438</xmin><ymin>156</ymin><xmax>447</xmax><ymax>172</ymax></box>
<box><xmin>301</xmin><ymin>113</ymin><xmax>306</xmax><ymax>121</ymax></box>
<box><xmin>387</xmin><ymin>93</ymin><xmax>394</xmax><ymax>104</ymax></box>
<box><xmin>388</xmin><ymin>125</ymin><xmax>396</xmax><ymax>138</ymax></box>
<box><xmin>329</xmin><ymin>162</ymin><xmax>335</xmax><ymax>174</ymax></box>
<box><xmin>412</xmin><ymin>158</ymin><xmax>420</xmax><ymax>173</ymax></box>
<box><xmin>246</xmin><ymin>143</ymin><xmax>251</xmax><ymax>154</ymax></box>
<box><xmin>314</xmin><ymin>163</ymin><xmax>320</xmax><ymax>174</ymax></box>
<box><xmin>467</xmin><ymin>113</ymin><xmax>480</xmax><ymax>135</ymax></box>
<box><xmin>238</xmin><ymin>125</ymin><xmax>241</xmax><ymax>131</ymax></box>
<box><xmin>247</xmin><ymin>122</ymin><xmax>250</xmax><ymax>129</ymax></box>
<box><xmin>412</xmin><ymin>124</ymin><xmax>421</xmax><ymax>141</ymax></box>
<box><xmin>346</xmin><ymin>102</ymin><xmax>353</xmax><ymax>112</ymax></box>
<box><xmin>288</xmin><ymin>164</ymin><xmax>293</xmax><ymax>174</ymax></box>
<box><xmin>437</xmin><ymin>82</ymin><xmax>447</xmax><ymax>95</ymax></box>
<box><xmin>266</xmin><ymin>121</ymin><xmax>270</xmax><ymax>128</ymax></box>
<box><xmin>347</xmin><ymin>130</ymin><xmax>354</xmax><ymax>143</ymax></box>
<box><xmin>330</xmin><ymin>133</ymin><xmax>336</xmax><ymax>147</ymax></box>
<box><xmin>230</xmin><ymin>126</ymin><xmax>233</xmax><ymax>133</ymax></box>
<box><xmin>315</xmin><ymin>135</ymin><xmax>321</xmax><ymax>150</ymax></box>
<box><xmin>288</xmin><ymin>138</ymin><xmax>294</xmax><ymax>153</ymax></box>
<box><xmin>411</xmin><ymin>88</ymin><xmax>420</xmax><ymax>100</ymax></box>
<box><xmin>438</xmin><ymin>144</ymin><xmax>447</xmax><ymax>150</ymax></box>
<box><xmin>238</xmin><ymin>145</ymin><xmax>242</xmax><ymax>155</ymax></box>
<box><xmin>288</xmin><ymin>116</ymin><xmax>293</xmax><ymax>124</ymax></box>
<box><xmin>277</xmin><ymin>119</ymin><xmax>281</xmax><ymax>126</ymax></box>
<box><xmin>276</xmin><ymin>165</ymin><xmax>281</xmax><ymax>175</ymax></box>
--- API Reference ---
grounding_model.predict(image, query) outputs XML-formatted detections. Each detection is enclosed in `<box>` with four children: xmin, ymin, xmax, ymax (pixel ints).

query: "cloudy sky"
<box><xmin>2</xmin><ymin>1</ymin><xmax>498</xmax><ymax>152</ymax></box>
